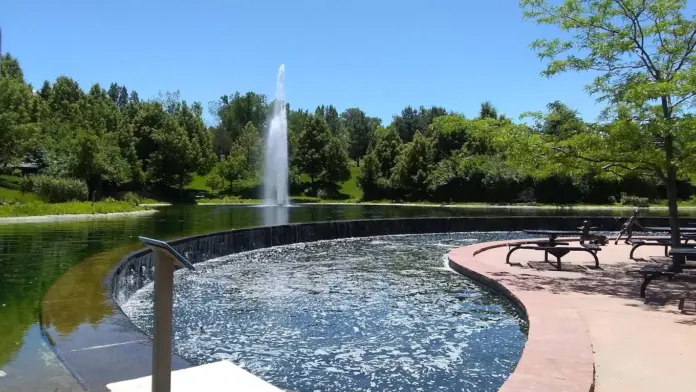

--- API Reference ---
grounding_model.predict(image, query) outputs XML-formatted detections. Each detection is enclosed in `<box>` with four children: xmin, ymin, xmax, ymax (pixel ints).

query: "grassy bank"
<box><xmin>0</xmin><ymin>201</ymin><xmax>149</xmax><ymax>218</ymax></box>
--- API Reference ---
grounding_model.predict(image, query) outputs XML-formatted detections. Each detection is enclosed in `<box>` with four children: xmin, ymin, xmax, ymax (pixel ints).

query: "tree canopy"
<box><xmin>517</xmin><ymin>0</ymin><xmax>696</xmax><ymax>246</ymax></box>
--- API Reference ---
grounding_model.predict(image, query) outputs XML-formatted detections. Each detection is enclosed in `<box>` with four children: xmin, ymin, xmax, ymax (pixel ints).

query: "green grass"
<box><xmin>196</xmin><ymin>196</ymin><xmax>261</xmax><ymax>204</ymax></box>
<box><xmin>0</xmin><ymin>201</ymin><xmax>149</xmax><ymax>218</ymax></box>
<box><xmin>339</xmin><ymin>165</ymin><xmax>362</xmax><ymax>201</ymax></box>
<box><xmin>196</xmin><ymin>195</ymin><xmax>324</xmax><ymax>204</ymax></box>
<box><xmin>186</xmin><ymin>174</ymin><xmax>213</xmax><ymax>192</ymax></box>
<box><xmin>0</xmin><ymin>174</ymin><xmax>41</xmax><ymax>203</ymax></box>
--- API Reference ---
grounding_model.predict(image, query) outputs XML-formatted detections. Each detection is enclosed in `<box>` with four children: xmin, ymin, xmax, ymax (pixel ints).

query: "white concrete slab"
<box><xmin>106</xmin><ymin>361</ymin><xmax>283</xmax><ymax>392</ymax></box>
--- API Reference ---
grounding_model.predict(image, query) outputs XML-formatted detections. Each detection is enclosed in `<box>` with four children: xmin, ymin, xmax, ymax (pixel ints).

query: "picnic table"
<box><xmin>510</xmin><ymin>230</ymin><xmax>602</xmax><ymax>269</ymax></box>
<box><xmin>670</xmin><ymin>247</ymin><xmax>696</xmax><ymax>267</ymax></box>
<box><xmin>643</xmin><ymin>226</ymin><xmax>696</xmax><ymax>233</ymax></box>
<box><xmin>524</xmin><ymin>230</ymin><xmax>583</xmax><ymax>242</ymax></box>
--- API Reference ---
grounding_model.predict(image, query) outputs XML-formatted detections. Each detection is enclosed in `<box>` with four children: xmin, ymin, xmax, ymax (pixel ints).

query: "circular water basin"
<box><xmin>122</xmin><ymin>232</ymin><xmax>528</xmax><ymax>391</ymax></box>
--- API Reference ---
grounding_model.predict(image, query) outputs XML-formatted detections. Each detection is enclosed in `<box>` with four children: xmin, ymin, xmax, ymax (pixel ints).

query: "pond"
<box><xmin>0</xmin><ymin>204</ymin><xmax>684</xmax><ymax>391</ymax></box>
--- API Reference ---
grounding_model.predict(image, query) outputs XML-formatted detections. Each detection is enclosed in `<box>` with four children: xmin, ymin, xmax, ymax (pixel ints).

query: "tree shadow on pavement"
<box><xmin>488</xmin><ymin>261</ymin><xmax>696</xmax><ymax>318</ymax></box>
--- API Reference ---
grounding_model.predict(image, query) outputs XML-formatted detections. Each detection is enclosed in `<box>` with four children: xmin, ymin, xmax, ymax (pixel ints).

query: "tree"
<box><xmin>539</xmin><ymin>101</ymin><xmax>587</xmax><ymax>138</ymax></box>
<box><xmin>0</xmin><ymin>54</ymin><xmax>24</xmax><ymax>81</ymax></box>
<box><xmin>293</xmin><ymin>115</ymin><xmax>331</xmax><ymax>184</ymax></box>
<box><xmin>390</xmin><ymin>131</ymin><xmax>434</xmax><ymax>199</ymax></box>
<box><xmin>217</xmin><ymin>122</ymin><xmax>262</xmax><ymax>183</ymax></box>
<box><xmin>315</xmin><ymin>105</ymin><xmax>341</xmax><ymax>134</ymax></box>
<box><xmin>210</xmin><ymin>92</ymin><xmax>267</xmax><ymax>155</ymax></box>
<box><xmin>341</xmin><ymin>108</ymin><xmax>380</xmax><ymax>165</ymax></box>
<box><xmin>145</xmin><ymin>119</ymin><xmax>197</xmax><ymax>190</ymax></box>
<box><xmin>358</xmin><ymin>126</ymin><xmax>402</xmax><ymax>199</ymax></box>
<box><xmin>391</xmin><ymin>106</ymin><xmax>421</xmax><ymax>141</ymax></box>
<box><xmin>320</xmin><ymin>137</ymin><xmax>351</xmax><ymax>185</ymax></box>
<box><xmin>205</xmin><ymin>171</ymin><xmax>225</xmax><ymax>193</ymax></box>
<box><xmin>429</xmin><ymin>115</ymin><xmax>473</xmax><ymax>159</ymax></box>
<box><xmin>519</xmin><ymin>0</ymin><xmax>696</xmax><ymax>248</ymax></box>
<box><xmin>479</xmin><ymin>101</ymin><xmax>498</xmax><ymax>119</ymax></box>
<box><xmin>0</xmin><ymin>75</ymin><xmax>35</xmax><ymax>166</ymax></box>
<box><xmin>66</xmin><ymin>130</ymin><xmax>130</xmax><ymax>198</ymax></box>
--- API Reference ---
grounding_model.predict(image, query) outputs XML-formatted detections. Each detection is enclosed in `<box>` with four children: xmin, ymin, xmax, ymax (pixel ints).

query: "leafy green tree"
<box><xmin>479</xmin><ymin>101</ymin><xmax>498</xmax><ymax>119</ymax></box>
<box><xmin>429</xmin><ymin>115</ymin><xmax>473</xmax><ymax>159</ymax></box>
<box><xmin>145</xmin><ymin>119</ymin><xmax>197</xmax><ymax>190</ymax></box>
<box><xmin>391</xmin><ymin>106</ymin><xmax>421</xmax><ymax>141</ymax></box>
<box><xmin>0</xmin><ymin>54</ymin><xmax>24</xmax><ymax>81</ymax></box>
<box><xmin>286</xmin><ymin>106</ymin><xmax>310</xmax><ymax>159</ymax></box>
<box><xmin>107</xmin><ymin>83</ymin><xmax>129</xmax><ymax>109</ymax></box>
<box><xmin>205</xmin><ymin>171</ymin><xmax>225</xmax><ymax>193</ymax></box>
<box><xmin>315</xmin><ymin>105</ymin><xmax>341</xmax><ymax>134</ymax></box>
<box><xmin>519</xmin><ymin>0</ymin><xmax>696</xmax><ymax>246</ymax></box>
<box><xmin>293</xmin><ymin>115</ymin><xmax>331</xmax><ymax>184</ymax></box>
<box><xmin>48</xmin><ymin>76</ymin><xmax>86</xmax><ymax>124</ymax></box>
<box><xmin>131</xmin><ymin>98</ymin><xmax>215</xmax><ymax>191</ymax></box>
<box><xmin>390</xmin><ymin>131</ymin><xmax>434</xmax><ymax>199</ymax></box>
<box><xmin>67</xmin><ymin>130</ymin><xmax>130</xmax><ymax>198</ymax></box>
<box><xmin>320</xmin><ymin>137</ymin><xmax>351</xmax><ymax>185</ymax></box>
<box><xmin>357</xmin><ymin>126</ymin><xmax>403</xmax><ymax>199</ymax></box>
<box><xmin>210</xmin><ymin>92</ymin><xmax>267</xmax><ymax>155</ymax></box>
<box><xmin>540</xmin><ymin>101</ymin><xmax>587</xmax><ymax>138</ymax></box>
<box><xmin>416</xmin><ymin>106</ymin><xmax>450</xmax><ymax>136</ymax></box>
<box><xmin>341</xmin><ymin>108</ymin><xmax>380</xmax><ymax>165</ymax></box>
<box><xmin>391</xmin><ymin>105</ymin><xmax>448</xmax><ymax>141</ymax></box>
<box><xmin>0</xmin><ymin>74</ymin><xmax>35</xmax><ymax>166</ymax></box>
<box><xmin>218</xmin><ymin>122</ymin><xmax>262</xmax><ymax>183</ymax></box>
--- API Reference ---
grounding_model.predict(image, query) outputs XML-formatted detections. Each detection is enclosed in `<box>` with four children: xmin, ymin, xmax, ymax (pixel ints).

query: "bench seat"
<box><xmin>506</xmin><ymin>243</ymin><xmax>601</xmax><ymax>270</ymax></box>
<box><xmin>637</xmin><ymin>264</ymin><xmax>696</xmax><ymax>298</ymax></box>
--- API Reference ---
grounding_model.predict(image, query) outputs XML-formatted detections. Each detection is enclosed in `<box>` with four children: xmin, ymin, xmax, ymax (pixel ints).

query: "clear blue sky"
<box><xmin>2</xmin><ymin>0</ymin><xmax>603</xmax><ymax>124</ymax></box>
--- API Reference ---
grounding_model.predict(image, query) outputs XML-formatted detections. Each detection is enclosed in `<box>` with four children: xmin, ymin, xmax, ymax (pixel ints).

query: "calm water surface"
<box><xmin>0</xmin><ymin>204</ymin><xmax>681</xmax><ymax>391</ymax></box>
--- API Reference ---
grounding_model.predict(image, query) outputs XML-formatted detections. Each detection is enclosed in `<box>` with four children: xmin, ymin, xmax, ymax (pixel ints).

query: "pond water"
<box><xmin>122</xmin><ymin>233</ymin><xmax>528</xmax><ymax>392</ymax></box>
<box><xmin>0</xmin><ymin>204</ymin><xmax>684</xmax><ymax>391</ymax></box>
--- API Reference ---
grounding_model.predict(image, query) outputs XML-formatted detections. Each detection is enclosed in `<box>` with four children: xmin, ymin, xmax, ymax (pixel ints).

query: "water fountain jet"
<box><xmin>262</xmin><ymin>64</ymin><xmax>289</xmax><ymax>206</ymax></box>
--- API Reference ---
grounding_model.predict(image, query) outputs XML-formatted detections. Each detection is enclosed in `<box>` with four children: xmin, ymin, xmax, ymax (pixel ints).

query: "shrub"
<box><xmin>205</xmin><ymin>173</ymin><xmax>225</xmax><ymax>193</ymax></box>
<box><xmin>18</xmin><ymin>176</ymin><xmax>34</xmax><ymax>193</ymax></box>
<box><xmin>608</xmin><ymin>195</ymin><xmax>617</xmax><ymax>204</ymax></box>
<box><xmin>620</xmin><ymin>193</ymin><xmax>650</xmax><ymax>207</ymax></box>
<box><xmin>122</xmin><ymin>192</ymin><xmax>141</xmax><ymax>206</ymax></box>
<box><xmin>31</xmin><ymin>175</ymin><xmax>89</xmax><ymax>203</ymax></box>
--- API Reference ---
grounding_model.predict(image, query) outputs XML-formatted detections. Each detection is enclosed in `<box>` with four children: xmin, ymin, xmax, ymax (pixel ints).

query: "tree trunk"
<box><xmin>660</xmin><ymin>96</ymin><xmax>681</xmax><ymax>257</ymax></box>
<box><xmin>664</xmin><ymin>133</ymin><xmax>681</xmax><ymax>255</ymax></box>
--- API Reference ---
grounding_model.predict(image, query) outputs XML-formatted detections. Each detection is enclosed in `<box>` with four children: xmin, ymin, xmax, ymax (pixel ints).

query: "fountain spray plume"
<box><xmin>263</xmin><ymin>64</ymin><xmax>290</xmax><ymax>206</ymax></box>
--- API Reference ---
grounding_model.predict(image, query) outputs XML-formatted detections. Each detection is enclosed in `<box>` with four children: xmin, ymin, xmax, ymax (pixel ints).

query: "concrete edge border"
<box><xmin>448</xmin><ymin>240</ymin><xmax>595</xmax><ymax>392</ymax></box>
<box><xmin>0</xmin><ymin>209</ymin><xmax>158</xmax><ymax>224</ymax></box>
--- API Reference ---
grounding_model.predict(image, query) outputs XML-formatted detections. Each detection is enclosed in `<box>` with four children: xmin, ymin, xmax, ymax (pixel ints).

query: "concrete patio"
<box><xmin>449</xmin><ymin>239</ymin><xmax>696</xmax><ymax>392</ymax></box>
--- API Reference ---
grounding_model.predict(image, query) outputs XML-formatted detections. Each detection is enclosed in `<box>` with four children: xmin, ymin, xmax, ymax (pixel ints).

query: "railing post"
<box><xmin>139</xmin><ymin>237</ymin><xmax>195</xmax><ymax>392</ymax></box>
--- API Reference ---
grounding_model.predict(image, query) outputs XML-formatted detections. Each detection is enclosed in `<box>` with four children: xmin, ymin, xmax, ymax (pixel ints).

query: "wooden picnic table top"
<box><xmin>642</xmin><ymin>226</ymin><xmax>696</xmax><ymax>233</ymax></box>
<box><xmin>670</xmin><ymin>247</ymin><xmax>696</xmax><ymax>255</ymax></box>
<box><xmin>524</xmin><ymin>230</ymin><xmax>584</xmax><ymax>236</ymax></box>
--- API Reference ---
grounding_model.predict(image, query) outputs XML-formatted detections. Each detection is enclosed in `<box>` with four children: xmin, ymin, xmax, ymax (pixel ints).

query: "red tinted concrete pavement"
<box><xmin>449</xmin><ymin>239</ymin><xmax>696</xmax><ymax>392</ymax></box>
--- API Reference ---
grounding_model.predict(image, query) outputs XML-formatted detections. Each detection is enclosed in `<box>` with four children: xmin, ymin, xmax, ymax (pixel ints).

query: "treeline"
<box><xmin>1</xmin><ymin>54</ymin><xmax>215</xmax><ymax>201</ymax></box>
<box><xmin>1</xmin><ymin>53</ymin><xmax>692</xmax><ymax>204</ymax></box>
<box><xmin>359</xmin><ymin>102</ymin><xmax>693</xmax><ymax>204</ymax></box>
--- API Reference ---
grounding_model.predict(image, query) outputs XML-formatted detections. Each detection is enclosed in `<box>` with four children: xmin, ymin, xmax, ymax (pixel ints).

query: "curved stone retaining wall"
<box><xmin>111</xmin><ymin>215</ymin><xmax>679</xmax><ymax>305</ymax></box>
